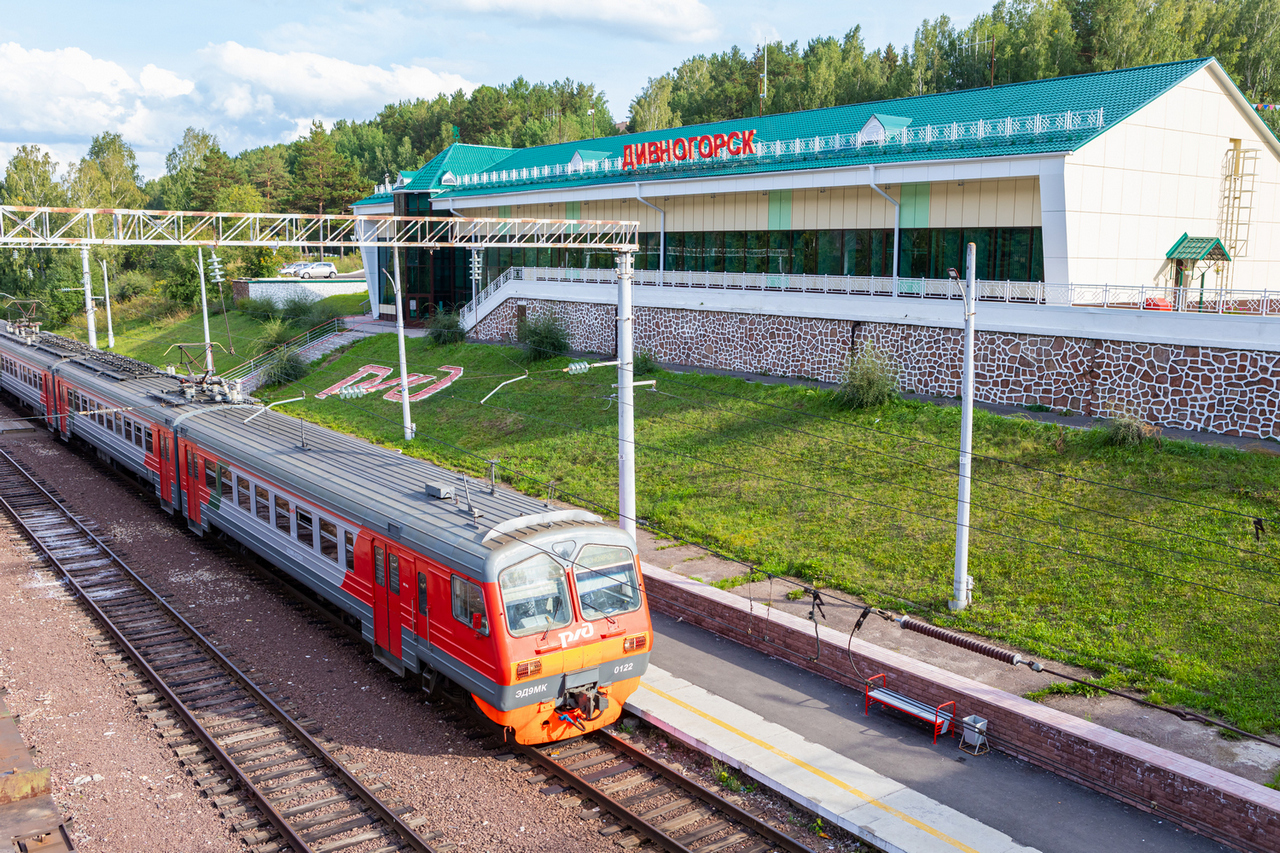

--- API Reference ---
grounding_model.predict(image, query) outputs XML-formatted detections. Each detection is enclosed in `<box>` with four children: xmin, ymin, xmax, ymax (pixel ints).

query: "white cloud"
<box><xmin>449</xmin><ymin>0</ymin><xmax>719</xmax><ymax>42</ymax></box>
<box><xmin>0</xmin><ymin>43</ymin><xmax>137</xmax><ymax>137</ymax></box>
<box><xmin>0</xmin><ymin>39</ymin><xmax>475</xmax><ymax>181</ymax></box>
<box><xmin>201</xmin><ymin>42</ymin><xmax>474</xmax><ymax>115</ymax></box>
<box><xmin>140</xmin><ymin>64</ymin><xmax>195</xmax><ymax>98</ymax></box>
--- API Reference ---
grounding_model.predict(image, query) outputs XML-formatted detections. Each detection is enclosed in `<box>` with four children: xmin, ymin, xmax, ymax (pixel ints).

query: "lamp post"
<box><xmin>616</xmin><ymin>251</ymin><xmax>636</xmax><ymax>539</ymax></box>
<box><xmin>99</xmin><ymin>260</ymin><xmax>115</xmax><ymax>349</ymax></box>
<box><xmin>80</xmin><ymin>245</ymin><xmax>97</xmax><ymax>349</ymax></box>
<box><xmin>950</xmin><ymin>245</ymin><xmax>977</xmax><ymax>611</ymax></box>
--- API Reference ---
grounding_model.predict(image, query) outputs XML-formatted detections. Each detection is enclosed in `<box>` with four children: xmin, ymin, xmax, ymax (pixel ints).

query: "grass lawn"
<box><xmin>59</xmin><ymin>305</ymin><xmax>282</xmax><ymax>373</ymax></box>
<box><xmin>101</xmin><ymin>321</ymin><xmax>1280</xmax><ymax>733</ymax></box>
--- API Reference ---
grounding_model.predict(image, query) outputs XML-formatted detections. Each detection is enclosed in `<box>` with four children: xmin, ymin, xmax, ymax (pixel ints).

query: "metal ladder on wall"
<box><xmin>1220</xmin><ymin>140</ymin><xmax>1259</xmax><ymax>296</ymax></box>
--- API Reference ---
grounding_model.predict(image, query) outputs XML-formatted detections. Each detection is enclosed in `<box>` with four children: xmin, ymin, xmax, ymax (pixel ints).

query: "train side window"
<box><xmin>296</xmin><ymin>509</ymin><xmax>314</xmax><ymax>548</ymax></box>
<box><xmin>114</xmin><ymin>412</ymin><xmax>122</xmax><ymax>435</ymax></box>
<box><xmin>319</xmin><ymin>518</ymin><xmax>339</xmax><ymax>562</ymax></box>
<box><xmin>417</xmin><ymin>573</ymin><xmax>428</xmax><ymax>615</ymax></box>
<box><xmin>451</xmin><ymin>575</ymin><xmax>488</xmax><ymax>635</ymax></box>
<box><xmin>134</xmin><ymin>425</ymin><xmax>144</xmax><ymax>449</ymax></box>
<box><xmin>188</xmin><ymin>449</ymin><xmax>197</xmax><ymax>480</ymax></box>
<box><xmin>254</xmin><ymin>486</ymin><xmax>270</xmax><ymax>522</ymax></box>
<box><xmin>219</xmin><ymin>465</ymin><xmax>232</xmax><ymax>500</ymax></box>
<box><xmin>344</xmin><ymin>531</ymin><xmax>355</xmax><ymax>571</ymax></box>
<box><xmin>236</xmin><ymin>476</ymin><xmax>251</xmax><ymax>511</ymax></box>
<box><xmin>389</xmin><ymin>554</ymin><xmax>400</xmax><ymax>591</ymax></box>
<box><xmin>96</xmin><ymin>403</ymin><xmax>104</xmax><ymax>426</ymax></box>
<box><xmin>205</xmin><ymin>459</ymin><xmax>216</xmax><ymax>491</ymax></box>
<box><xmin>144</xmin><ymin>428</ymin><xmax>153</xmax><ymax>454</ymax></box>
<box><xmin>274</xmin><ymin>495</ymin><xmax>291</xmax><ymax>535</ymax></box>
<box><xmin>125</xmin><ymin>419</ymin><xmax>134</xmax><ymax>444</ymax></box>
<box><xmin>374</xmin><ymin>546</ymin><xmax>385</xmax><ymax>586</ymax></box>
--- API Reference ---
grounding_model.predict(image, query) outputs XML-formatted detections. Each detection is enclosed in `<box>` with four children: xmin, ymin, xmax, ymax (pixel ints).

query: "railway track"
<box><xmin>0</xmin><ymin>447</ymin><xmax>440</xmax><ymax>853</ymax></box>
<box><xmin>516</xmin><ymin>729</ymin><xmax>818</xmax><ymax>853</ymax></box>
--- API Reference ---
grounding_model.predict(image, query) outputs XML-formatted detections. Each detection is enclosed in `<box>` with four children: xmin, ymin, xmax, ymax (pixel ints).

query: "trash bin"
<box><xmin>960</xmin><ymin>714</ymin><xmax>989</xmax><ymax>755</ymax></box>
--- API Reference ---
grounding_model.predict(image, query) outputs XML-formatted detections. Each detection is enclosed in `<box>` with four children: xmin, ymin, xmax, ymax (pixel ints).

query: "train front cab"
<box><xmin>472</xmin><ymin>526</ymin><xmax>652</xmax><ymax>744</ymax></box>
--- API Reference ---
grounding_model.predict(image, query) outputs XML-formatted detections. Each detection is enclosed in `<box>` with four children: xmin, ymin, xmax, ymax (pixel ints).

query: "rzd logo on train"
<box><xmin>558</xmin><ymin>623</ymin><xmax>594</xmax><ymax>648</ymax></box>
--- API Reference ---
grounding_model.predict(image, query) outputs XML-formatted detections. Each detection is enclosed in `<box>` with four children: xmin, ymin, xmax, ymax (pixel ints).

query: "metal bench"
<box><xmin>864</xmin><ymin>674</ymin><xmax>956</xmax><ymax>744</ymax></box>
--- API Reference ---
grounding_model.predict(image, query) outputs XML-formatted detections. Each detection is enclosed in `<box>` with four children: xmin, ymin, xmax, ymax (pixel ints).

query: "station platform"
<box><xmin>638</xmin><ymin>612</ymin><xmax>1231</xmax><ymax>853</ymax></box>
<box><xmin>629</xmin><ymin>663</ymin><xmax>1035</xmax><ymax>853</ymax></box>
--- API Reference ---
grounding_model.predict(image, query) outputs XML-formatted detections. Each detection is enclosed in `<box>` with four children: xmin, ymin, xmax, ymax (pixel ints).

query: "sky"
<box><xmin>0</xmin><ymin>0</ymin><xmax>990</xmax><ymax>181</ymax></box>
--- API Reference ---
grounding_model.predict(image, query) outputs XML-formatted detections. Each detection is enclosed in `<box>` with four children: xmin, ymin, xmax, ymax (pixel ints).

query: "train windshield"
<box><xmin>574</xmin><ymin>545</ymin><xmax>642</xmax><ymax>620</ymax></box>
<box><xmin>500</xmin><ymin>554</ymin><xmax>572</xmax><ymax>637</ymax></box>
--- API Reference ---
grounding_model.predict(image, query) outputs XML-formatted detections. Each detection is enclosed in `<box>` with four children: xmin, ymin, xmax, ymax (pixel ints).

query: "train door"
<box><xmin>156</xmin><ymin>429</ymin><xmax>175</xmax><ymax>508</ymax></box>
<box><xmin>371</xmin><ymin>539</ymin><xmax>404</xmax><ymax>659</ymax></box>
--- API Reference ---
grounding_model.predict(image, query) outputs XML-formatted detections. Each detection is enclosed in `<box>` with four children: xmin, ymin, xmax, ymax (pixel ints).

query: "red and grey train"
<box><xmin>0</xmin><ymin>322</ymin><xmax>651</xmax><ymax>744</ymax></box>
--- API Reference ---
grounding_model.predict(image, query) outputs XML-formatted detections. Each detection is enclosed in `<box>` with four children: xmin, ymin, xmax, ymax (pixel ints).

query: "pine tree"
<box><xmin>288</xmin><ymin>122</ymin><xmax>369</xmax><ymax>215</ymax></box>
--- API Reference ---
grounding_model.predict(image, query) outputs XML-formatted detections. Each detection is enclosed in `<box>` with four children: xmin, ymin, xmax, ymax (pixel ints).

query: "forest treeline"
<box><xmin>1</xmin><ymin>0</ymin><xmax>1277</xmax><ymax>324</ymax></box>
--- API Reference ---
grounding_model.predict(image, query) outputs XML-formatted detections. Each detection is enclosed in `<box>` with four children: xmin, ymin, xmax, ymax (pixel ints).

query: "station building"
<box><xmin>354</xmin><ymin>57</ymin><xmax>1279</xmax><ymax>318</ymax></box>
<box><xmin>352</xmin><ymin>57</ymin><xmax>1280</xmax><ymax>440</ymax></box>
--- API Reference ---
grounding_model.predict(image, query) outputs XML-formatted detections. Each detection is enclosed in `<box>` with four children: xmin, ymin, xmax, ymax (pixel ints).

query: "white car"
<box><xmin>300</xmin><ymin>262</ymin><xmax>338</xmax><ymax>279</ymax></box>
<box><xmin>278</xmin><ymin>262</ymin><xmax>308</xmax><ymax>277</ymax></box>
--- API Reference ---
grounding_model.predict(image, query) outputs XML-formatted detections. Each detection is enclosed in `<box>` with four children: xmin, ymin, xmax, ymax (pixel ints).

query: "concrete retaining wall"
<box><xmin>231</xmin><ymin>278</ymin><xmax>365</xmax><ymax>304</ymax></box>
<box><xmin>640</xmin><ymin>565</ymin><xmax>1280</xmax><ymax>853</ymax></box>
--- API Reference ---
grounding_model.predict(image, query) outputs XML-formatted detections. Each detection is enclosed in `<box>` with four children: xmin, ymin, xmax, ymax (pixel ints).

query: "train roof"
<box><xmin>0</xmin><ymin>327</ymin><xmax>169</xmax><ymax>381</ymax></box>
<box><xmin>178</xmin><ymin>405</ymin><xmax>627</xmax><ymax>581</ymax></box>
<box><xmin>1</xmin><ymin>325</ymin><xmax>628</xmax><ymax>578</ymax></box>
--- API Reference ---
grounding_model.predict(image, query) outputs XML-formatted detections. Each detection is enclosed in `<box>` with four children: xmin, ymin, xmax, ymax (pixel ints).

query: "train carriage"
<box><xmin>0</xmin><ymin>322</ymin><xmax>651</xmax><ymax>744</ymax></box>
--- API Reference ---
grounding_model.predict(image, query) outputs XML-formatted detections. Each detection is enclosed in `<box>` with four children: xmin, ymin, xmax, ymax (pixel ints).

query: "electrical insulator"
<box><xmin>565</xmin><ymin>361</ymin><xmax>590</xmax><ymax>375</ymax></box>
<box><xmin>339</xmin><ymin>385</ymin><xmax>368</xmax><ymax>399</ymax></box>
<box><xmin>208</xmin><ymin>252</ymin><xmax>225</xmax><ymax>284</ymax></box>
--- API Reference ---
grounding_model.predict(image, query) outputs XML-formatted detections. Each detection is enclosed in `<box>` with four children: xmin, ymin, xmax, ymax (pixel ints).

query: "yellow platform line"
<box><xmin>638</xmin><ymin>681</ymin><xmax>981</xmax><ymax>853</ymax></box>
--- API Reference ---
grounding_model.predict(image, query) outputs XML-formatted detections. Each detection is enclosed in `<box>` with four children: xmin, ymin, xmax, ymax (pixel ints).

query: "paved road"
<box><xmin>651</xmin><ymin>612</ymin><xmax>1231</xmax><ymax>853</ymax></box>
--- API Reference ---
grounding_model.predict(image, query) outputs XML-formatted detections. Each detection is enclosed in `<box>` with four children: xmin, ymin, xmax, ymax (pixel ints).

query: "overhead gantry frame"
<box><xmin>0</xmin><ymin>205</ymin><xmax>642</xmax><ymax>541</ymax></box>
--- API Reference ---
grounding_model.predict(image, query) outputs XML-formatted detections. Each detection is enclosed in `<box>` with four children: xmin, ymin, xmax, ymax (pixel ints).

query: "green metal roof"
<box><xmin>422</xmin><ymin>57</ymin><xmax>1213</xmax><ymax>199</ymax></box>
<box><xmin>399</xmin><ymin>144</ymin><xmax>512</xmax><ymax>194</ymax></box>
<box><xmin>868</xmin><ymin>114</ymin><xmax>913</xmax><ymax>135</ymax></box>
<box><xmin>351</xmin><ymin>191</ymin><xmax>392</xmax><ymax>207</ymax></box>
<box><xmin>1166</xmin><ymin>233</ymin><xmax>1231</xmax><ymax>262</ymax></box>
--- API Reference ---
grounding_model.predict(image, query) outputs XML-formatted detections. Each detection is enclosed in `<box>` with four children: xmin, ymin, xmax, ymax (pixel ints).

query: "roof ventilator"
<box><xmin>425</xmin><ymin>481</ymin><xmax>454</xmax><ymax>500</ymax></box>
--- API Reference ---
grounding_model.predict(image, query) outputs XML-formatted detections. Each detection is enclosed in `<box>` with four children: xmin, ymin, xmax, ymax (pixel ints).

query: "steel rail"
<box><xmin>0</xmin><ymin>448</ymin><xmax>437</xmax><ymax>853</ymax></box>
<box><xmin>517</xmin><ymin>730</ymin><xmax>818</xmax><ymax>853</ymax></box>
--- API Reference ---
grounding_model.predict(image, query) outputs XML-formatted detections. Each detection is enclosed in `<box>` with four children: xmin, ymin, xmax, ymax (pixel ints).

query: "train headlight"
<box><xmin>515</xmin><ymin>659</ymin><xmax>542</xmax><ymax>680</ymax></box>
<box><xmin>623</xmin><ymin>634</ymin><xmax>647</xmax><ymax>653</ymax></box>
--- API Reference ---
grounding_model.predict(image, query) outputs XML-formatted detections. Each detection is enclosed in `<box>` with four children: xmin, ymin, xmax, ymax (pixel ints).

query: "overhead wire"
<box><xmin>652</xmin><ymin>369</ymin><xmax>1277</xmax><ymax>526</ymax></box>
<box><xmin>466</xmin><ymin>371</ymin><xmax>1279</xmax><ymax>585</ymax></box>
<box><xmin>428</xmin><ymin>386</ymin><xmax>1280</xmax><ymax>608</ymax></box>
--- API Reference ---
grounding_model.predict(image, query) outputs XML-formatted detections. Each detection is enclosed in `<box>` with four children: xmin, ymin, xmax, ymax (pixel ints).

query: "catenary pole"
<box><xmin>951</xmin><ymin>241</ymin><xmax>977</xmax><ymax>611</ymax></box>
<box><xmin>391</xmin><ymin>249</ymin><xmax>414</xmax><ymax>441</ymax></box>
<box><xmin>100</xmin><ymin>260</ymin><xmax>115</xmax><ymax>349</ymax></box>
<box><xmin>80</xmin><ymin>245</ymin><xmax>97</xmax><ymax>349</ymax></box>
<box><xmin>616</xmin><ymin>251</ymin><xmax>636</xmax><ymax>540</ymax></box>
<box><xmin>197</xmin><ymin>247</ymin><xmax>214</xmax><ymax>373</ymax></box>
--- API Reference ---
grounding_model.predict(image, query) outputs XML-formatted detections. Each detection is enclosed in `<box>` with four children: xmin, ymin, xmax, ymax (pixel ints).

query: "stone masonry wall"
<box><xmin>642</xmin><ymin>566</ymin><xmax>1280</xmax><ymax>853</ymax></box>
<box><xmin>473</xmin><ymin>296</ymin><xmax>1280</xmax><ymax>439</ymax></box>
